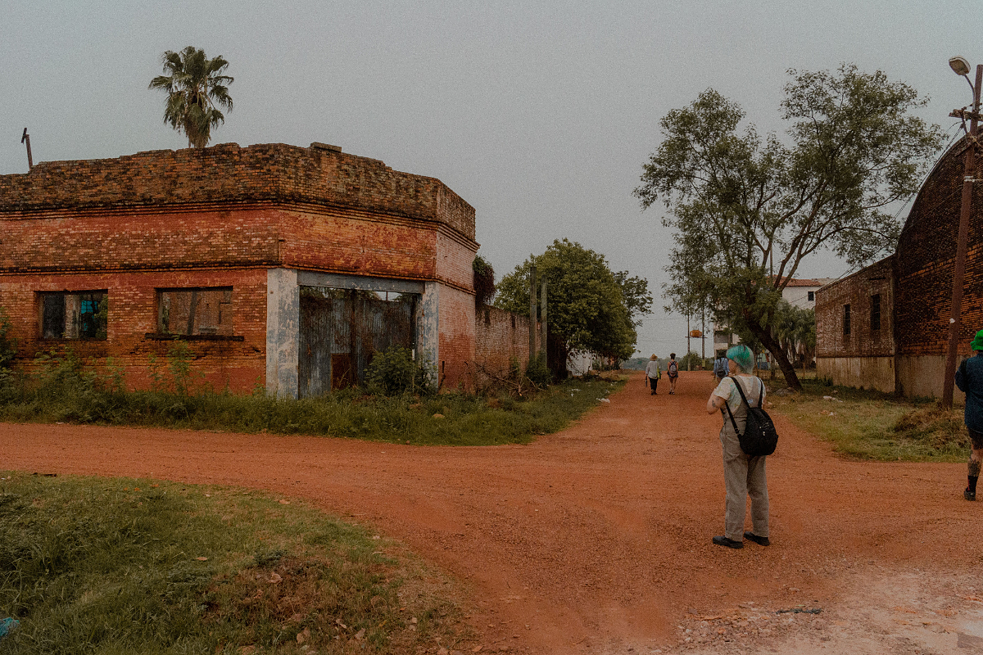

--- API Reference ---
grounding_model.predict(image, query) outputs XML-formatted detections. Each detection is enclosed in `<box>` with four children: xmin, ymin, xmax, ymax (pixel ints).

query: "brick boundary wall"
<box><xmin>473</xmin><ymin>305</ymin><xmax>535</xmax><ymax>385</ymax></box>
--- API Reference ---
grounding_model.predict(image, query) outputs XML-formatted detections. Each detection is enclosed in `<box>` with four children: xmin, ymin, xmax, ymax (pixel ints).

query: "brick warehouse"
<box><xmin>0</xmin><ymin>142</ymin><xmax>485</xmax><ymax>397</ymax></box>
<box><xmin>816</xmin><ymin>135</ymin><xmax>983</xmax><ymax>399</ymax></box>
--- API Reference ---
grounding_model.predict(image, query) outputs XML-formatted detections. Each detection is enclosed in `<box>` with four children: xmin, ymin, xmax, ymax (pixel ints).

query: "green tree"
<box><xmin>495</xmin><ymin>239</ymin><xmax>651</xmax><ymax>374</ymax></box>
<box><xmin>635</xmin><ymin>65</ymin><xmax>943</xmax><ymax>390</ymax></box>
<box><xmin>149</xmin><ymin>46</ymin><xmax>234</xmax><ymax>148</ymax></box>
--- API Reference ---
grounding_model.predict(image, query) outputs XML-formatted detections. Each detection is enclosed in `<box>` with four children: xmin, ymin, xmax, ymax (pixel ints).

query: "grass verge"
<box><xmin>0</xmin><ymin>472</ymin><xmax>473</xmax><ymax>654</ymax></box>
<box><xmin>0</xmin><ymin>367</ymin><xmax>624</xmax><ymax>446</ymax></box>
<box><xmin>766</xmin><ymin>377</ymin><xmax>969</xmax><ymax>462</ymax></box>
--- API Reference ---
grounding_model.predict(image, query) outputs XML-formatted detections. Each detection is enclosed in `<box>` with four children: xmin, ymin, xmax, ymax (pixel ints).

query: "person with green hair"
<box><xmin>706</xmin><ymin>344</ymin><xmax>770</xmax><ymax>549</ymax></box>
<box><xmin>955</xmin><ymin>329</ymin><xmax>983</xmax><ymax>501</ymax></box>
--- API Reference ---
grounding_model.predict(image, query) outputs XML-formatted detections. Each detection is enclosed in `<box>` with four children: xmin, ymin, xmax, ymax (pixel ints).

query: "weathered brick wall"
<box><xmin>278</xmin><ymin>208</ymin><xmax>439</xmax><ymax>282</ymax></box>
<box><xmin>0</xmin><ymin>142</ymin><xmax>480</xmax><ymax>395</ymax></box>
<box><xmin>0</xmin><ymin>269</ymin><xmax>267</xmax><ymax>393</ymax></box>
<box><xmin>0</xmin><ymin>142</ymin><xmax>475</xmax><ymax>241</ymax></box>
<box><xmin>474</xmin><ymin>306</ymin><xmax>533</xmax><ymax>380</ymax></box>
<box><xmin>815</xmin><ymin>256</ymin><xmax>895</xmax><ymax>358</ymax></box>
<box><xmin>895</xmin><ymin>137</ymin><xmax>983</xmax><ymax>357</ymax></box>
<box><xmin>436</xmin><ymin>284</ymin><xmax>475</xmax><ymax>390</ymax></box>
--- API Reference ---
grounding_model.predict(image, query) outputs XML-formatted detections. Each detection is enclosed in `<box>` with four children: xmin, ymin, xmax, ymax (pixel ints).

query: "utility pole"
<box><xmin>529</xmin><ymin>265</ymin><xmax>538</xmax><ymax>365</ymax></box>
<box><xmin>540</xmin><ymin>279</ymin><xmax>548</xmax><ymax>371</ymax></box>
<box><xmin>21</xmin><ymin>128</ymin><xmax>33</xmax><ymax>171</ymax></box>
<box><xmin>943</xmin><ymin>59</ymin><xmax>982</xmax><ymax>409</ymax></box>
<box><xmin>686</xmin><ymin>314</ymin><xmax>691</xmax><ymax>371</ymax></box>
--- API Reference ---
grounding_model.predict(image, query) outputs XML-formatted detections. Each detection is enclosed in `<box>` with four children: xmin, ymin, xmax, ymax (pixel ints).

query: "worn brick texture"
<box><xmin>894</xmin><ymin>137</ymin><xmax>983</xmax><ymax>357</ymax></box>
<box><xmin>0</xmin><ymin>142</ymin><xmax>475</xmax><ymax>241</ymax></box>
<box><xmin>474</xmin><ymin>306</ymin><xmax>534</xmax><ymax>381</ymax></box>
<box><xmin>0</xmin><ymin>269</ymin><xmax>267</xmax><ymax>392</ymax></box>
<box><xmin>0</xmin><ymin>143</ymin><xmax>479</xmax><ymax>393</ymax></box>
<box><xmin>815</xmin><ymin>256</ymin><xmax>895</xmax><ymax>358</ymax></box>
<box><xmin>817</xmin><ymin>136</ymin><xmax>983</xmax><ymax>361</ymax></box>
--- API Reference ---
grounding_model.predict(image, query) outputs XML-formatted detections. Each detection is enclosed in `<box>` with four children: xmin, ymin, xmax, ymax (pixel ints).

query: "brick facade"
<box><xmin>474</xmin><ymin>306</ymin><xmax>535</xmax><ymax>381</ymax></box>
<box><xmin>0</xmin><ymin>143</ymin><xmax>479</xmax><ymax>395</ymax></box>
<box><xmin>815</xmin><ymin>257</ymin><xmax>895</xmax><ymax>392</ymax></box>
<box><xmin>815</xmin><ymin>136</ymin><xmax>983</xmax><ymax>398</ymax></box>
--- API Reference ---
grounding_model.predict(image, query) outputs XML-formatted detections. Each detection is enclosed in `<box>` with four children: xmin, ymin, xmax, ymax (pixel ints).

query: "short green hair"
<box><xmin>726</xmin><ymin>345</ymin><xmax>754</xmax><ymax>374</ymax></box>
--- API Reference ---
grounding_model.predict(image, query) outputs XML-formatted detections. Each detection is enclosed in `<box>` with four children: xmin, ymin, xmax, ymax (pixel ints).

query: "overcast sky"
<box><xmin>1</xmin><ymin>1</ymin><xmax>978</xmax><ymax>358</ymax></box>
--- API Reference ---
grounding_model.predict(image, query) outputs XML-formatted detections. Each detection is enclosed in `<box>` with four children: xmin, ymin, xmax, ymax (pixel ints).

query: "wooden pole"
<box><xmin>529</xmin><ymin>265</ymin><xmax>537</xmax><ymax>365</ymax></box>
<box><xmin>540</xmin><ymin>279</ymin><xmax>548</xmax><ymax>370</ymax></box>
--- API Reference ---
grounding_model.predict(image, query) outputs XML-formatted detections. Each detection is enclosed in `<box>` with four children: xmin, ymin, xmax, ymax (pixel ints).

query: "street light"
<box><xmin>942</xmin><ymin>57</ymin><xmax>983</xmax><ymax>409</ymax></box>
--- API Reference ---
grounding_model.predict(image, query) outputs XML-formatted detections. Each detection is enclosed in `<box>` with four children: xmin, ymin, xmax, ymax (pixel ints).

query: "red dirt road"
<box><xmin>3</xmin><ymin>371</ymin><xmax>983</xmax><ymax>653</ymax></box>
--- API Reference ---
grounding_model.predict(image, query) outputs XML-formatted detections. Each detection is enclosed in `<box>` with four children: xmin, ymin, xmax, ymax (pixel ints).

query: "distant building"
<box><xmin>712</xmin><ymin>277</ymin><xmax>833</xmax><ymax>362</ymax></box>
<box><xmin>815</xmin><ymin>136</ymin><xmax>983</xmax><ymax>398</ymax></box>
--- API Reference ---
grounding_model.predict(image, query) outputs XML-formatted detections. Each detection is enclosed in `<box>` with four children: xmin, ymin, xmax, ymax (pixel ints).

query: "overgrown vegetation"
<box><xmin>0</xmin><ymin>346</ymin><xmax>621</xmax><ymax>446</ymax></box>
<box><xmin>767</xmin><ymin>376</ymin><xmax>968</xmax><ymax>461</ymax></box>
<box><xmin>0</xmin><ymin>473</ymin><xmax>470</xmax><ymax>654</ymax></box>
<box><xmin>364</xmin><ymin>346</ymin><xmax>435</xmax><ymax>397</ymax></box>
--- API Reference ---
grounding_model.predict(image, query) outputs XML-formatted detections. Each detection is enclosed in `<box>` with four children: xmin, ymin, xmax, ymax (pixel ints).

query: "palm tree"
<box><xmin>149</xmin><ymin>47</ymin><xmax>233</xmax><ymax>148</ymax></box>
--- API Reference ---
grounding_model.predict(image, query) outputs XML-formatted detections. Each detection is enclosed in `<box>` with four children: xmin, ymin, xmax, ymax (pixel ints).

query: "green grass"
<box><xmin>0</xmin><ymin>366</ymin><xmax>623</xmax><ymax>446</ymax></box>
<box><xmin>0</xmin><ymin>472</ymin><xmax>471</xmax><ymax>654</ymax></box>
<box><xmin>766</xmin><ymin>377</ymin><xmax>969</xmax><ymax>462</ymax></box>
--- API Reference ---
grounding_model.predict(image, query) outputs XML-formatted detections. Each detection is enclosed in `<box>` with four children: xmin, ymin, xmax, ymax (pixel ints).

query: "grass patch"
<box><xmin>766</xmin><ymin>377</ymin><xmax>969</xmax><ymax>462</ymax></box>
<box><xmin>0</xmin><ymin>472</ymin><xmax>472</xmax><ymax>654</ymax></box>
<box><xmin>0</xmin><ymin>361</ymin><xmax>623</xmax><ymax>446</ymax></box>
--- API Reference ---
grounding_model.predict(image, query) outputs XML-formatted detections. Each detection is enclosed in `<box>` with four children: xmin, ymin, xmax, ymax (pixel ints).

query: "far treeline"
<box><xmin>635</xmin><ymin>64</ymin><xmax>945</xmax><ymax>391</ymax></box>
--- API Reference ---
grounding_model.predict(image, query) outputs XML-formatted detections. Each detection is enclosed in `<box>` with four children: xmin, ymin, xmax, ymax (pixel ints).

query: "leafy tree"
<box><xmin>472</xmin><ymin>254</ymin><xmax>496</xmax><ymax>308</ymax></box>
<box><xmin>149</xmin><ymin>46</ymin><xmax>234</xmax><ymax>148</ymax></box>
<box><xmin>635</xmin><ymin>65</ymin><xmax>943</xmax><ymax>390</ymax></box>
<box><xmin>495</xmin><ymin>239</ymin><xmax>651</xmax><ymax>374</ymax></box>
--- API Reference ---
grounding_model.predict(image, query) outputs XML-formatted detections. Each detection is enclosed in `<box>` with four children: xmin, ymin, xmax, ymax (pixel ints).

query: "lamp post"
<box><xmin>942</xmin><ymin>57</ymin><xmax>982</xmax><ymax>409</ymax></box>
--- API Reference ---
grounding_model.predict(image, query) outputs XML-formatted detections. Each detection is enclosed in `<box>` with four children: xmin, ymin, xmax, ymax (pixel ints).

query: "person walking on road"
<box><xmin>713</xmin><ymin>351</ymin><xmax>728</xmax><ymax>383</ymax></box>
<box><xmin>667</xmin><ymin>353</ymin><xmax>679</xmax><ymax>394</ymax></box>
<box><xmin>956</xmin><ymin>329</ymin><xmax>983</xmax><ymax>501</ymax></box>
<box><xmin>645</xmin><ymin>354</ymin><xmax>661</xmax><ymax>395</ymax></box>
<box><xmin>706</xmin><ymin>344</ymin><xmax>769</xmax><ymax>549</ymax></box>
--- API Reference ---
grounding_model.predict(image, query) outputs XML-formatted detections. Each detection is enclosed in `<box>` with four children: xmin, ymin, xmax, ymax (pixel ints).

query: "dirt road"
<box><xmin>3</xmin><ymin>371</ymin><xmax>983</xmax><ymax>654</ymax></box>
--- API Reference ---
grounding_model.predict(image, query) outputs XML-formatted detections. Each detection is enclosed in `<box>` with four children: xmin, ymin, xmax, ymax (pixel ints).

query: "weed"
<box><xmin>0</xmin><ymin>349</ymin><xmax>621</xmax><ymax>446</ymax></box>
<box><xmin>364</xmin><ymin>346</ymin><xmax>435</xmax><ymax>397</ymax></box>
<box><xmin>767</xmin><ymin>377</ymin><xmax>969</xmax><ymax>462</ymax></box>
<box><xmin>0</xmin><ymin>473</ymin><xmax>471</xmax><ymax>654</ymax></box>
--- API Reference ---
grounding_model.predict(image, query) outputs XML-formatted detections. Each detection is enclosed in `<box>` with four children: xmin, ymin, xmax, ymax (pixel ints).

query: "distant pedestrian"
<box><xmin>955</xmin><ymin>329</ymin><xmax>983</xmax><ymax>501</ymax></box>
<box><xmin>645</xmin><ymin>354</ymin><xmax>661</xmax><ymax>395</ymax></box>
<box><xmin>706</xmin><ymin>344</ymin><xmax>769</xmax><ymax>549</ymax></box>
<box><xmin>667</xmin><ymin>353</ymin><xmax>679</xmax><ymax>394</ymax></box>
<box><xmin>713</xmin><ymin>351</ymin><xmax>728</xmax><ymax>382</ymax></box>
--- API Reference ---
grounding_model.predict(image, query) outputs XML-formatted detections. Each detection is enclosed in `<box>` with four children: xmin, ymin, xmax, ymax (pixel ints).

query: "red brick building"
<box><xmin>816</xmin><ymin>136</ymin><xmax>983</xmax><ymax>398</ymax></box>
<box><xmin>0</xmin><ymin>142</ymin><xmax>482</xmax><ymax>397</ymax></box>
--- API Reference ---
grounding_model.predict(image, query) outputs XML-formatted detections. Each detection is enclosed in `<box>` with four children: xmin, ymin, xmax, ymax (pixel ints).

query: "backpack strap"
<box><xmin>722</xmin><ymin>375</ymin><xmax>750</xmax><ymax>435</ymax></box>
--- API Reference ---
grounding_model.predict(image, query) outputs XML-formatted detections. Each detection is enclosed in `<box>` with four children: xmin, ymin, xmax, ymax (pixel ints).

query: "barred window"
<box><xmin>40</xmin><ymin>291</ymin><xmax>107</xmax><ymax>340</ymax></box>
<box><xmin>871</xmin><ymin>294</ymin><xmax>881</xmax><ymax>331</ymax></box>
<box><xmin>158</xmin><ymin>288</ymin><xmax>233</xmax><ymax>336</ymax></box>
<box><xmin>843</xmin><ymin>304</ymin><xmax>851</xmax><ymax>336</ymax></box>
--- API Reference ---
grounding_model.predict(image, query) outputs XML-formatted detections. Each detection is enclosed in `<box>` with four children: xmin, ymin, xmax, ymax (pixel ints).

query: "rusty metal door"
<box><xmin>299</xmin><ymin>288</ymin><xmax>417</xmax><ymax>397</ymax></box>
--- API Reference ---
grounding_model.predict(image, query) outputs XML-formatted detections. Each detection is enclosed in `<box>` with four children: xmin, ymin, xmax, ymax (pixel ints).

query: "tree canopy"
<box><xmin>634</xmin><ymin>65</ymin><xmax>944</xmax><ymax>390</ymax></box>
<box><xmin>495</xmin><ymin>239</ymin><xmax>651</xmax><ymax>371</ymax></box>
<box><xmin>149</xmin><ymin>46</ymin><xmax>234</xmax><ymax>148</ymax></box>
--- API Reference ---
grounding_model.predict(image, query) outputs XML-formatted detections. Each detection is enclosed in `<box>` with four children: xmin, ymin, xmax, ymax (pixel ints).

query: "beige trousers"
<box><xmin>719</xmin><ymin>418</ymin><xmax>769</xmax><ymax>541</ymax></box>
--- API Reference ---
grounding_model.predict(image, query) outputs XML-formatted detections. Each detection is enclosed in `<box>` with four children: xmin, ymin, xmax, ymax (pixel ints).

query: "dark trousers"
<box><xmin>649</xmin><ymin>377</ymin><xmax>658</xmax><ymax>393</ymax></box>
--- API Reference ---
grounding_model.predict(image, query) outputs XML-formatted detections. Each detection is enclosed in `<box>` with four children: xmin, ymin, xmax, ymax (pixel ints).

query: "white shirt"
<box><xmin>712</xmin><ymin>375</ymin><xmax>765</xmax><ymax>414</ymax></box>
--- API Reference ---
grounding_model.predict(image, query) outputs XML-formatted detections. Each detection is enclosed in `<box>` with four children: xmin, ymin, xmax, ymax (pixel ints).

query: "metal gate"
<box><xmin>299</xmin><ymin>287</ymin><xmax>417</xmax><ymax>397</ymax></box>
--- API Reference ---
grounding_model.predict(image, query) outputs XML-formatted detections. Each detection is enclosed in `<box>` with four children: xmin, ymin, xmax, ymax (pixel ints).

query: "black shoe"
<box><xmin>744</xmin><ymin>531</ymin><xmax>770</xmax><ymax>546</ymax></box>
<box><xmin>966</xmin><ymin>488</ymin><xmax>976</xmax><ymax>501</ymax></box>
<box><xmin>712</xmin><ymin>535</ymin><xmax>743</xmax><ymax>549</ymax></box>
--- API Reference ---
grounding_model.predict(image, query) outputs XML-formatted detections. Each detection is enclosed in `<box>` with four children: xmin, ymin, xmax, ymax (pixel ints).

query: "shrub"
<box><xmin>364</xmin><ymin>346</ymin><xmax>435</xmax><ymax>396</ymax></box>
<box><xmin>525</xmin><ymin>353</ymin><xmax>551</xmax><ymax>388</ymax></box>
<box><xmin>472</xmin><ymin>255</ymin><xmax>496</xmax><ymax>308</ymax></box>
